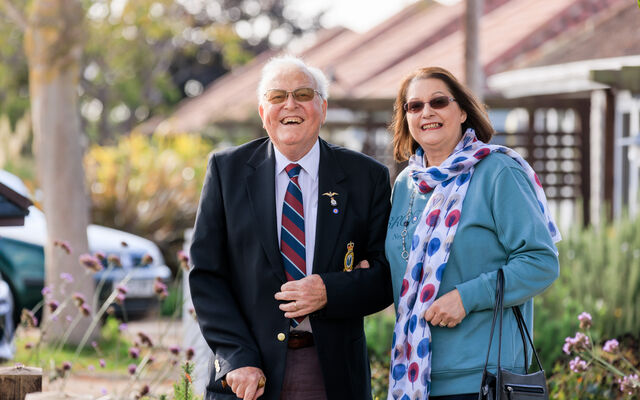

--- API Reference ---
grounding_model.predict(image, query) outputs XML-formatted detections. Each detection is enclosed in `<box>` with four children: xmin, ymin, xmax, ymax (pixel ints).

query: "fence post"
<box><xmin>0</xmin><ymin>365</ymin><xmax>42</xmax><ymax>400</ymax></box>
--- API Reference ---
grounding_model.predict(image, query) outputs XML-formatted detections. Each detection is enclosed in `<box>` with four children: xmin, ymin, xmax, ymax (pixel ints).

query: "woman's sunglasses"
<box><xmin>403</xmin><ymin>96</ymin><xmax>456</xmax><ymax>113</ymax></box>
<box><xmin>264</xmin><ymin>88</ymin><xmax>322</xmax><ymax>104</ymax></box>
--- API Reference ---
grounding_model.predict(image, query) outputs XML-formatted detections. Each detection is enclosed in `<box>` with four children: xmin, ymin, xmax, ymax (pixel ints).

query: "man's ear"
<box><xmin>321</xmin><ymin>99</ymin><xmax>328</xmax><ymax>124</ymax></box>
<box><xmin>258</xmin><ymin>103</ymin><xmax>266</xmax><ymax>128</ymax></box>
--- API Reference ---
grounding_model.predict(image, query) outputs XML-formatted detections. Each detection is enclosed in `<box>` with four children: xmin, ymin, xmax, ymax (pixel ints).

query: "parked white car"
<box><xmin>0</xmin><ymin>169</ymin><xmax>171</xmax><ymax>359</ymax></box>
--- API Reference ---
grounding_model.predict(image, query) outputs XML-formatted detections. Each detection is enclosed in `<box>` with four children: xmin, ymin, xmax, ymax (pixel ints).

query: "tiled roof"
<box><xmin>510</xmin><ymin>0</ymin><xmax>640</xmax><ymax>69</ymax></box>
<box><xmin>156</xmin><ymin>0</ymin><xmax>629</xmax><ymax>132</ymax></box>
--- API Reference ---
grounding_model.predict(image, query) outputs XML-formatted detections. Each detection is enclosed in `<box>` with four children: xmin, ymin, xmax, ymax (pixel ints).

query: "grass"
<box><xmin>7</xmin><ymin>334</ymin><xmax>132</xmax><ymax>373</ymax></box>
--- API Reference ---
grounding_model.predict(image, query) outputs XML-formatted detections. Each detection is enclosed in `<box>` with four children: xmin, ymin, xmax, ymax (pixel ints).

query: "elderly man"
<box><xmin>189</xmin><ymin>56</ymin><xmax>392</xmax><ymax>400</ymax></box>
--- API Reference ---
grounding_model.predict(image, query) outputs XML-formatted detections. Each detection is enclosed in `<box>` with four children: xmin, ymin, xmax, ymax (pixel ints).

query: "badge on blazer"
<box><xmin>343</xmin><ymin>242</ymin><xmax>355</xmax><ymax>271</ymax></box>
<box><xmin>322</xmin><ymin>191</ymin><xmax>338</xmax><ymax>206</ymax></box>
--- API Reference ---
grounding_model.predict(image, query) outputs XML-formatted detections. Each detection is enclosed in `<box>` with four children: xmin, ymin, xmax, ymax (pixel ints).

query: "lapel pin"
<box><xmin>343</xmin><ymin>242</ymin><xmax>355</xmax><ymax>271</ymax></box>
<box><xmin>322</xmin><ymin>192</ymin><xmax>338</xmax><ymax>206</ymax></box>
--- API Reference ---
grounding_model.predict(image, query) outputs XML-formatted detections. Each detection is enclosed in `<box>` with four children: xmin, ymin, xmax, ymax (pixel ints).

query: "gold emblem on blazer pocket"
<box><xmin>343</xmin><ymin>242</ymin><xmax>355</xmax><ymax>271</ymax></box>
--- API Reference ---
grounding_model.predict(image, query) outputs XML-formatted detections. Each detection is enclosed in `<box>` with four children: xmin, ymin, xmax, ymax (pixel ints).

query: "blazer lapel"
<box><xmin>246</xmin><ymin>140</ymin><xmax>286</xmax><ymax>282</ymax></box>
<box><xmin>313</xmin><ymin>139</ymin><xmax>347</xmax><ymax>274</ymax></box>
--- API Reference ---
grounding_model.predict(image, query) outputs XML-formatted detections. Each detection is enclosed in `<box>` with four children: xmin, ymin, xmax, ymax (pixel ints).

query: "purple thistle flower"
<box><xmin>21</xmin><ymin>309</ymin><xmax>38</xmax><ymax>327</ymax></box>
<box><xmin>47</xmin><ymin>300</ymin><xmax>59</xmax><ymax>313</ymax></box>
<box><xmin>119</xmin><ymin>323</ymin><xmax>128</xmax><ymax>332</ymax></box>
<box><xmin>25</xmin><ymin>342</ymin><xmax>33</xmax><ymax>350</ymax></box>
<box><xmin>128</xmin><ymin>363</ymin><xmax>137</xmax><ymax>375</ymax></box>
<box><xmin>153</xmin><ymin>278</ymin><xmax>168</xmax><ymax>300</ymax></box>
<box><xmin>94</xmin><ymin>251</ymin><xmax>106</xmax><ymax>262</ymax></box>
<box><xmin>91</xmin><ymin>341</ymin><xmax>98</xmax><ymax>349</ymax></box>
<box><xmin>72</xmin><ymin>292</ymin><xmax>86</xmax><ymax>306</ymax></box>
<box><xmin>137</xmin><ymin>331</ymin><xmax>154</xmax><ymax>347</ymax></box>
<box><xmin>138</xmin><ymin>384</ymin><xmax>150</xmax><ymax>396</ymax></box>
<box><xmin>115</xmin><ymin>293</ymin><xmax>126</xmax><ymax>304</ymax></box>
<box><xmin>569</xmin><ymin>357</ymin><xmax>588</xmax><ymax>373</ymax></box>
<box><xmin>101</xmin><ymin>388</ymin><xmax>108</xmax><ymax>395</ymax></box>
<box><xmin>578</xmin><ymin>312</ymin><xmax>592</xmax><ymax>330</ymax></box>
<box><xmin>54</xmin><ymin>240</ymin><xmax>73</xmax><ymax>255</ymax></box>
<box><xmin>603</xmin><ymin>339</ymin><xmax>619</xmax><ymax>353</ymax></box>
<box><xmin>80</xmin><ymin>303</ymin><xmax>91</xmax><ymax>317</ymax></box>
<box><xmin>79</xmin><ymin>253</ymin><xmax>102</xmax><ymax>272</ymax></box>
<box><xmin>617</xmin><ymin>374</ymin><xmax>639</xmax><ymax>395</ymax></box>
<box><xmin>107</xmin><ymin>254</ymin><xmax>122</xmax><ymax>267</ymax></box>
<box><xmin>141</xmin><ymin>254</ymin><xmax>153</xmax><ymax>265</ymax></box>
<box><xmin>186</xmin><ymin>347</ymin><xmax>195</xmax><ymax>360</ymax></box>
<box><xmin>116</xmin><ymin>284</ymin><xmax>128</xmax><ymax>294</ymax></box>
<box><xmin>88</xmin><ymin>365</ymin><xmax>95</xmax><ymax>372</ymax></box>
<box><xmin>60</xmin><ymin>272</ymin><xmax>74</xmax><ymax>283</ymax></box>
<box><xmin>99</xmin><ymin>359</ymin><xmax>106</xmax><ymax>368</ymax></box>
<box><xmin>177</xmin><ymin>250</ymin><xmax>189</xmax><ymax>263</ymax></box>
<box><xmin>129</xmin><ymin>347</ymin><xmax>140</xmax><ymax>359</ymax></box>
<box><xmin>178</xmin><ymin>250</ymin><xmax>190</xmax><ymax>270</ymax></box>
<box><xmin>41</xmin><ymin>286</ymin><xmax>53</xmax><ymax>296</ymax></box>
<box><xmin>62</xmin><ymin>361</ymin><xmax>72</xmax><ymax>371</ymax></box>
<box><xmin>169</xmin><ymin>345</ymin><xmax>180</xmax><ymax>355</ymax></box>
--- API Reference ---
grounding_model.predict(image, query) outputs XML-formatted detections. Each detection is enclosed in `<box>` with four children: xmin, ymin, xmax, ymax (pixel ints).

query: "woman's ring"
<box><xmin>439</xmin><ymin>322</ymin><xmax>447</xmax><ymax>327</ymax></box>
<box><xmin>294</xmin><ymin>301</ymin><xmax>298</xmax><ymax>310</ymax></box>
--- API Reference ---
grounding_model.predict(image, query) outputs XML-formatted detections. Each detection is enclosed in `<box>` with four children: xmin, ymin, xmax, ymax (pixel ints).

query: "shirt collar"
<box><xmin>274</xmin><ymin>140</ymin><xmax>320</xmax><ymax>181</ymax></box>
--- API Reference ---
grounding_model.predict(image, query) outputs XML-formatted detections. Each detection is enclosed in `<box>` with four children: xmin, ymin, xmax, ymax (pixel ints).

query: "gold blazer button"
<box><xmin>277</xmin><ymin>333</ymin><xmax>286</xmax><ymax>342</ymax></box>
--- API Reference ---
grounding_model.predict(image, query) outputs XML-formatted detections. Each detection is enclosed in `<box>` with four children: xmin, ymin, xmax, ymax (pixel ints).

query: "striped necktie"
<box><xmin>281</xmin><ymin>163</ymin><xmax>306</xmax><ymax>326</ymax></box>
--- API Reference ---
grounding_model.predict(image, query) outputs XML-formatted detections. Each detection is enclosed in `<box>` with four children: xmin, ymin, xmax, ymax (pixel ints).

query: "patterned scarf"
<box><xmin>387</xmin><ymin>128</ymin><xmax>561</xmax><ymax>399</ymax></box>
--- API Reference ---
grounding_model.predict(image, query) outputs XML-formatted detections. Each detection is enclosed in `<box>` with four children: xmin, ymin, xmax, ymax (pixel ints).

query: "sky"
<box><xmin>287</xmin><ymin>0</ymin><xmax>420</xmax><ymax>33</ymax></box>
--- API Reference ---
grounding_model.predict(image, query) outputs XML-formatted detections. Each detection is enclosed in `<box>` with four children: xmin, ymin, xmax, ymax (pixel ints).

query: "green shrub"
<box><xmin>365</xmin><ymin>308</ymin><xmax>394</xmax><ymax>399</ymax></box>
<box><xmin>161</xmin><ymin>279</ymin><xmax>183</xmax><ymax>317</ymax></box>
<box><xmin>85</xmin><ymin>132</ymin><xmax>215</xmax><ymax>273</ymax></box>
<box><xmin>534</xmin><ymin>211</ymin><xmax>640</xmax><ymax>372</ymax></box>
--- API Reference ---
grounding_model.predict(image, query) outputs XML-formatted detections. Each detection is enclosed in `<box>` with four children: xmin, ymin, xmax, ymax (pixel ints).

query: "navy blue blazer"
<box><xmin>190</xmin><ymin>137</ymin><xmax>393</xmax><ymax>400</ymax></box>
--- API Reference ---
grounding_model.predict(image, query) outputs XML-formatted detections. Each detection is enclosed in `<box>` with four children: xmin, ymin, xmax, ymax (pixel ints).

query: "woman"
<box><xmin>384</xmin><ymin>67</ymin><xmax>560</xmax><ymax>399</ymax></box>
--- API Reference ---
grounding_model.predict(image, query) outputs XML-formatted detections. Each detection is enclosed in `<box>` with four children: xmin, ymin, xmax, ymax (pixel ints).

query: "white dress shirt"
<box><xmin>274</xmin><ymin>140</ymin><xmax>319</xmax><ymax>331</ymax></box>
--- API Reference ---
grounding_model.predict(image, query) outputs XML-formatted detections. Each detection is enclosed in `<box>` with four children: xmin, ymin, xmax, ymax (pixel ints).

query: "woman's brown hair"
<box><xmin>390</xmin><ymin>67</ymin><xmax>494</xmax><ymax>162</ymax></box>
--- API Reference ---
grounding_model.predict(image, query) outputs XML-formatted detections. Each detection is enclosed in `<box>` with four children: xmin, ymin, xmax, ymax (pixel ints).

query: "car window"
<box><xmin>0</xmin><ymin>238</ymin><xmax>44</xmax><ymax>284</ymax></box>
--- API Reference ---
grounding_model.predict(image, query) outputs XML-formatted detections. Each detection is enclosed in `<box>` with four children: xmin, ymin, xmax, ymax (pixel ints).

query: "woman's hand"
<box><xmin>424</xmin><ymin>289</ymin><xmax>466</xmax><ymax>328</ymax></box>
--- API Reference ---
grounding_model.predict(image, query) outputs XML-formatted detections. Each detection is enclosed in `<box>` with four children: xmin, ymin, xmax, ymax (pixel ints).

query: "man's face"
<box><xmin>258</xmin><ymin>66</ymin><xmax>327</xmax><ymax>160</ymax></box>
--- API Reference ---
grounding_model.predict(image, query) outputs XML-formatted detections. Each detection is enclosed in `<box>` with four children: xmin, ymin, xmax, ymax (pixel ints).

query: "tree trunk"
<box><xmin>465</xmin><ymin>0</ymin><xmax>484</xmax><ymax>102</ymax></box>
<box><xmin>25</xmin><ymin>0</ymin><xmax>96</xmax><ymax>344</ymax></box>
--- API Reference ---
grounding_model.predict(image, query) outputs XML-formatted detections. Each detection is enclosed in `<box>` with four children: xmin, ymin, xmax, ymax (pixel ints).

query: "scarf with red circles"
<box><xmin>387</xmin><ymin>128</ymin><xmax>561</xmax><ymax>399</ymax></box>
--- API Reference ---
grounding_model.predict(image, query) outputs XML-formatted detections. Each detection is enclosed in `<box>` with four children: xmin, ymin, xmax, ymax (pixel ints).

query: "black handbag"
<box><xmin>478</xmin><ymin>269</ymin><xmax>549</xmax><ymax>400</ymax></box>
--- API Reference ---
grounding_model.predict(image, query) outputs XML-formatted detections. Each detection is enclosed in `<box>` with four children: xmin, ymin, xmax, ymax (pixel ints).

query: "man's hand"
<box><xmin>225</xmin><ymin>367</ymin><xmax>266</xmax><ymax>400</ymax></box>
<box><xmin>275</xmin><ymin>274</ymin><xmax>327</xmax><ymax>318</ymax></box>
<box><xmin>423</xmin><ymin>289</ymin><xmax>466</xmax><ymax>328</ymax></box>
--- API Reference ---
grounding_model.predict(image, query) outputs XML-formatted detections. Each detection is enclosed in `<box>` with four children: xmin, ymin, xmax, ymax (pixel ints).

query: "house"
<box><xmin>0</xmin><ymin>170</ymin><xmax>32</xmax><ymax>227</ymax></box>
<box><xmin>152</xmin><ymin>0</ymin><xmax>637</xmax><ymax>226</ymax></box>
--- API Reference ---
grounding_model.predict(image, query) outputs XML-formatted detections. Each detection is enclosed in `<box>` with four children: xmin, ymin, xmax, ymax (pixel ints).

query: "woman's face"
<box><xmin>405</xmin><ymin>78</ymin><xmax>467</xmax><ymax>163</ymax></box>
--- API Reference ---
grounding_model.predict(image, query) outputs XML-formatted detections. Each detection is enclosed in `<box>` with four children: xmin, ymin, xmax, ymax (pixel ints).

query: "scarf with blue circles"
<box><xmin>387</xmin><ymin>128</ymin><xmax>561</xmax><ymax>399</ymax></box>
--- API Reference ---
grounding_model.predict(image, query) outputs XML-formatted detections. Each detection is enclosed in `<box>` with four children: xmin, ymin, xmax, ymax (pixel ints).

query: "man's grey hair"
<box><xmin>257</xmin><ymin>55</ymin><xmax>330</xmax><ymax>104</ymax></box>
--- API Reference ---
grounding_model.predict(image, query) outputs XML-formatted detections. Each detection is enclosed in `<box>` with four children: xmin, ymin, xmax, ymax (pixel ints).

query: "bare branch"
<box><xmin>0</xmin><ymin>0</ymin><xmax>28</xmax><ymax>32</ymax></box>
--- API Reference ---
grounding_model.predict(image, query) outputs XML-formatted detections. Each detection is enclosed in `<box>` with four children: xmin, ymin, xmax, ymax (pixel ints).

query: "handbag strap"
<box><xmin>481</xmin><ymin>270</ymin><xmax>544</xmax><ymax>382</ymax></box>
<box><xmin>513</xmin><ymin>304</ymin><xmax>544</xmax><ymax>372</ymax></box>
<box><xmin>514</xmin><ymin>306</ymin><xmax>529</xmax><ymax>369</ymax></box>
<box><xmin>481</xmin><ymin>269</ymin><xmax>505</xmax><ymax>391</ymax></box>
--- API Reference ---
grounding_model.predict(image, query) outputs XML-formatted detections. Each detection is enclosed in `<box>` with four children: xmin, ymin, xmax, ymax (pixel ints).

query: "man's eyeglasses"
<box><xmin>403</xmin><ymin>96</ymin><xmax>456</xmax><ymax>113</ymax></box>
<box><xmin>264</xmin><ymin>88</ymin><xmax>321</xmax><ymax>104</ymax></box>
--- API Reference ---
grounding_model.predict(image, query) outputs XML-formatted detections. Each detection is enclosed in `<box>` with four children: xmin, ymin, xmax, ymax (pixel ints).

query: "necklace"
<box><xmin>400</xmin><ymin>189</ymin><xmax>417</xmax><ymax>261</ymax></box>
